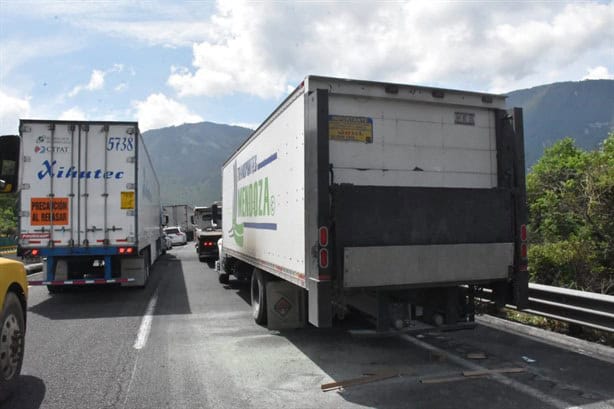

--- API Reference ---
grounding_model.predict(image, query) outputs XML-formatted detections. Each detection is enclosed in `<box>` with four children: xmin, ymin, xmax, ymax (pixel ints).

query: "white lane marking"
<box><xmin>133</xmin><ymin>289</ymin><xmax>159</xmax><ymax>350</ymax></box>
<box><xmin>401</xmin><ymin>334</ymin><xmax>583</xmax><ymax>409</ymax></box>
<box><xmin>121</xmin><ymin>354</ymin><xmax>140</xmax><ymax>409</ymax></box>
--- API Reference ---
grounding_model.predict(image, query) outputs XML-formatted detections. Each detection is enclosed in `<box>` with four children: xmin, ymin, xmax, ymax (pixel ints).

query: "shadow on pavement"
<box><xmin>223</xmin><ymin>278</ymin><xmax>251</xmax><ymax>306</ymax></box>
<box><xmin>28</xmin><ymin>253</ymin><xmax>192</xmax><ymax>320</ymax></box>
<box><xmin>0</xmin><ymin>375</ymin><xmax>45</xmax><ymax>409</ymax></box>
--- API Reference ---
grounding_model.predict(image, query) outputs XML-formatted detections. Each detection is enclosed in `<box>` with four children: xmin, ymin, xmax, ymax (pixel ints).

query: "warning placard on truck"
<box><xmin>329</xmin><ymin>115</ymin><xmax>373</xmax><ymax>143</ymax></box>
<box><xmin>121</xmin><ymin>191</ymin><xmax>135</xmax><ymax>209</ymax></box>
<box><xmin>30</xmin><ymin>197</ymin><xmax>69</xmax><ymax>225</ymax></box>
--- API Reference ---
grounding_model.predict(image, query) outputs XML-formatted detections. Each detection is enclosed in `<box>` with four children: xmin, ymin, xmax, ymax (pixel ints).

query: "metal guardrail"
<box><xmin>523</xmin><ymin>283</ymin><xmax>614</xmax><ymax>333</ymax></box>
<box><xmin>479</xmin><ymin>283</ymin><xmax>614</xmax><ymax>333</ymax></box>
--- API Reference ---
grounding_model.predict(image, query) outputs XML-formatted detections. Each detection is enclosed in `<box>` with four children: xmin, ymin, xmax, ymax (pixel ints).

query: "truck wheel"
<box><xmin>47</xmin><ymin>285</ymin><xmax>63</xmax><ymax>294</ymax></box>
<box><xmin>251</xmin><ymin>269</ymin><xmax>267</xmax><ymax>325</ymax></box>
<box><xmin>139</xmin><ymin>249</ymin><xmax>151</xmax><ymax>289</ymax></box>
<box><xmin>0</xmin><ymin>292</ymin><xmax>25</xmax><ymax>400</ymax></box>
<box><xmin>218</xmin><ymin>268</ymin><xmax>230</xmax><ymax>284</ymax></box>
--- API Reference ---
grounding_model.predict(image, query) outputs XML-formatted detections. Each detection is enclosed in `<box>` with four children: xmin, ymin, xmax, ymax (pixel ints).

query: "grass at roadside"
<box><xmin>502</xmin><ymin>309</ymin><xmax>614</xmax><ymax>347</ymax></box>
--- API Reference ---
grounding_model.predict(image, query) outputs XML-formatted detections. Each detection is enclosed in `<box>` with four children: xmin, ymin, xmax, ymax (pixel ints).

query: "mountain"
<box><xmin>144</xmin><ymin>80</ymin><xmax>614</xmax><ymax>206</ymax></box>
<box><xmin>507</xmin><ymin>79</ymin><xmax>614</xmax><ymax>166</ymax></box>
<box><xmin>142</xmin><ymin>122</ymin><xmax>252</xmax><ymax>206</ymax></box>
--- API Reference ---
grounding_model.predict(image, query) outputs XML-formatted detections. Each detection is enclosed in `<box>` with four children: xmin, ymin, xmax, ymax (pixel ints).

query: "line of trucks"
<box><xmin>1</xmin><ymin>75</ymin><xmax>528</xmax><ymax>340</ymax></box>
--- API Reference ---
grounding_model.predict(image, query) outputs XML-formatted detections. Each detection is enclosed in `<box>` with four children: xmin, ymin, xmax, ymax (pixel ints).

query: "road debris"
<box><xmin>466</xmin><ymin>352</ymin><xmax>487</xmax><ymax>360</ymax></box>
<box><xmin>522</xmin><ymin>356</ymin><xmax>537</xmax><ymax>363</ymax></box>
<box><xmin>420</xmin><ymin>367</ymin><xmax>526</xmax><ymax>384</ymax></box>
<box><xmin>321</xmin><ymin>370</ymin><xmax>399</xmax><ymax>392</ymax></box>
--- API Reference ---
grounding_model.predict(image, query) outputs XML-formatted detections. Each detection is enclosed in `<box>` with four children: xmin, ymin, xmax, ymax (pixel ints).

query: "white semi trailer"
<box><xmin>163</xmin><ymin>204</ymin><xmax>194</xmax><ymax>240</ymax></box>
<box><xmin>218</xmin><ymin>76</ymin><xmax>528</xmax><ymax>330</ymax></box>
<box><xmin>17</xmin><ymin>120</ymin><xmax>163</xmax><ymax>291</ymax></box>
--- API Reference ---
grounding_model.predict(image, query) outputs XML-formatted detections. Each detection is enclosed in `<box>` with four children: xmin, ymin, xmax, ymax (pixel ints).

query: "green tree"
<box><xmin>527</xmin><ymin>133</ymin><xmax>614</xmax><ymax>294</ymax></box>
<box><xmin>0</xmin><ymin>193</ymin><xmax>18</xmax><ymax>237</ymax></box>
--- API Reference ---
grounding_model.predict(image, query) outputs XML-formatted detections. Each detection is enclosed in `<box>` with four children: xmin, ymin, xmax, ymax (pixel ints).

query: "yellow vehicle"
<box><xmin>0</xmin><ymin>258</ymin><xmax>27</xmax><ymax>398</ymax></box>
<box><xmin>0</xmin><ymin>134</ymin><xmax>26</xmax><ymax>399</ymax></box>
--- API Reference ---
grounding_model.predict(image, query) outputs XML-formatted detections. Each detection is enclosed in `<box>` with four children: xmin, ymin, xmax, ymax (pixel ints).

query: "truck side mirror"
<box><xmin>212</xmin><ymin>203</ymin><xmax>219</xmax><ymax>219</ymax></box>
<box><xmin>162</xmin><ymin>215</ymin><xmax>168</xmax><ymax>226</ymax></box>
<box><xmin>0</xmin><ymin>135</ymin><xmax>20</xmax><ymax>194</ymax></box>
<box><xmin>190</xmin><ymin>215</ymin><xmax>194</xmax><ymax>224</ymax></box>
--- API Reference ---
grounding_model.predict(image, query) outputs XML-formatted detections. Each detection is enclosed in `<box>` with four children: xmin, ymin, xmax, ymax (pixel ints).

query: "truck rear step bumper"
<box><xmin>28</xmin><ymin>278</ymin><xmax>135</xmax><ymax>286</ymax></box>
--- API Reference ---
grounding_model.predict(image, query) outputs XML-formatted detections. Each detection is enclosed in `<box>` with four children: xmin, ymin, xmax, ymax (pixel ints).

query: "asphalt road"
<box><xmin>3</xmin><ymin>245</ymin><xmax>614</xmax><ymax>409</ymax></box>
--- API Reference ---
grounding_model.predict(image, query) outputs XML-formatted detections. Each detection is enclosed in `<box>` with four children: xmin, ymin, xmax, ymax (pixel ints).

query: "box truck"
<box><xmin>162</xmin><ymin>204</ymin><xmax>194</xmax><ymax>241</ymax></box>
<box><xmin>17</xmin><ymin>120</ymin><xmax>163</xmax><ymax>291</ymax></box>
<box><xmin>218</xmin><ymin>76</ymin><xmax>528</xmax><ymax>330</ymax></box>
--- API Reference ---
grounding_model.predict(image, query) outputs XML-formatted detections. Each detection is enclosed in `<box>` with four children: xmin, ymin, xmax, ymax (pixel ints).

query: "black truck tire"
<box><xmin>251</xmin><ymin>269</ymin><xmax>267</xmax><ymax>325</ymax></box>
<box><xmin>47</xmin><ymin>285</ymin><xmax>63</xmax><ymax>294</ymax></box>
<box><xmin>0</xmin><ymin>292</ymin><xmax>25</xmax><ymax>401</ymax></box>
<box><xmin>218</xmin><ymin>271</ymin><xmax>230</xmax><ymax>284</ymax></box>
<box><xmin>138</xmin><ymin>248</ymin><xmax>151</xmax><ymax>289</ymax></box>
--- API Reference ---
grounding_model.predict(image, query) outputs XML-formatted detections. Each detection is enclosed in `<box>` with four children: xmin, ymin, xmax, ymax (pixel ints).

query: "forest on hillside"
<box><xmin>527</xmin><ymin>133</ymin><xmax>613</xmax><ymax>294</ymax></box>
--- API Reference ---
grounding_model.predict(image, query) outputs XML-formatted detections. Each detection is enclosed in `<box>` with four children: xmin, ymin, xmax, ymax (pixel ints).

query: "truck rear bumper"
<box><xmin>343</xmin><ymin>242</ymin><xmax>513</xmax><ymax>288</ymax></box>
<box><xmin>28</xmin><ymin>278</ymin><xmax>135</xmax><ymax>286</ymax></box>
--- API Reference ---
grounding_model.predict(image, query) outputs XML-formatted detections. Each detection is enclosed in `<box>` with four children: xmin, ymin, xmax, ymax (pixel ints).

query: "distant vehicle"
<box><xmin>0</xmin><ymin>135</ymin><xmax>27</xmax><ymax>399</ymax></box>
<box><xmin>218</xmin><ymin>76</ymin><xmax>528</xmax><ymax>331</ymax></box>
<box><xmin>17</xmin><ymin>120</ymin><xmax>163</xmax><ymax>292</ymax></box>
<box><xmin>162</xmin><ymin>204</ymin><xmax>194</xmax><ymax>241</ymax></box>
<box><xmin>162</xmin><ymin>234</ymin><xmax>173</xmax><ymax>252</ymax></box>
<box><xmin>164</xmin><ymin>227</ymin><xmax>187</xmax><ymax>246</ymax></box>
<box><xmin>193</xmin><ymin>203</ymin><xmax>222</xmax><ymax>261</ymax></box>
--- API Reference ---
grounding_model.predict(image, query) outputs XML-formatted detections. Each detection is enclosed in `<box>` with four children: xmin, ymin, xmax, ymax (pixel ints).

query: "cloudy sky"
<box><xmin>1</xmin><ymin>0</ymin><xmax>612</xmax><ymax>134</ymax></box>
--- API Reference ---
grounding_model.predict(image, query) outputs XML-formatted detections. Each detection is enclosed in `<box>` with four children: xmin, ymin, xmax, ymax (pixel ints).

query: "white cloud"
<box><xmin>230</xmin><ymin>122</ymin><xmax>258</xmax><ymax>130</ymax></box>
<box><xmin>0</xmin><ymin>36</ymin><xmax>85</xmax><ymax>78</ymax></box>
<box><xmin>0</xmin><ymin>90</ymin><xmax>30</xmax><ymax>135</ymax></box>
<box><xmin>69</xmin><ymin>69</ymin><xmax>106</xmax><ymax>97</ymax></box>
<box><xmin>167</xmin><ymin>1</ymin><xmax>614</xmax><ymax>98</ymax></box>
<box><xmin>583</xmin><ymin>66</ymin><xmax>614</xmax><ymax>80</ymax></box>
<box><xmin>59</xmin><ymin>107</ymin><xmax>87</xmax><ymax>121</ymax></box>
<box><xmin>133</xmin><ymin>93</ymin><xmax>203</xmax><ymax>131</ymax></box>
<box><xmin>2</xmin><ymin>2</ymin><xmax>215</xmax><ymax>48</ymax></box>
<box><xmin>67</xmin><ymin>64</ymin><xmax>125</xmax><ymax>97</ymax></box>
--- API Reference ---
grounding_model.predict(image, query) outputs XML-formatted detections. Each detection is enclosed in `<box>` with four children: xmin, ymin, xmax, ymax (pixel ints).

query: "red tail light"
<box><xmin>319</xmin><ymin>226</ymin><xmax>328</xmax><ymax>247</ymax></box>
<box><xmin>119</xmin><ymin>247</ymin><xmax>126</xmax><ymax>254</ymax></box>
<box><xmin>319</xmin><ymin>248</ymin><xmax>329</xmax><ymax>268</ymax></box>
<box><xmin>520</xmin><ymin>243</ymin><xmax>527</xmax><ymax>258</ymax></box>
<box><xmin>520</xmin><ymin>224</ymin><xmax>527</xmax><ymax>241</ymax></box>
<box><xmin>118</xmin><ymin>247</ymin><xmax>135</xmax><ymax>255</ymax></box>
<box><xmin>31</xmin><ymin>249</ymin><xmax>39</xmax><ymax>256</ymax></box>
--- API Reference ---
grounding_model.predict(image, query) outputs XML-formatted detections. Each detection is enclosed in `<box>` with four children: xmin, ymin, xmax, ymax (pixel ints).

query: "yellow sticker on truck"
<box><xmin>121</xmin><ymin>191</ymin><xmax>135</xmax><ymax>209</ymax></box>
<box><xmin>329</xmin><ymin>115</ymin><xmax>373</xmax><ymax>143</ymax></box>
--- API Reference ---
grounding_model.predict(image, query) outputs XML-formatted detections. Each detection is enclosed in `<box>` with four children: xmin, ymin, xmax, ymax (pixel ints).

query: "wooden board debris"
<box><xmin>420</xmin><ymin>367</ymin><xmax>525</xmax><ymax>385</ymax></box>
<box><xmin>321</xmin><ymin>370</ymin><xmax>399</xmax><ymax>392</ymax></box>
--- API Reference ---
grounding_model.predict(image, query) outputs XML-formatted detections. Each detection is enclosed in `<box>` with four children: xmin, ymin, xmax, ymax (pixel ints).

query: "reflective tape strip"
<box><xmin>28</xmin><ymin>278</ymin><xmax>136</xmax><ymax>285</ymax></box>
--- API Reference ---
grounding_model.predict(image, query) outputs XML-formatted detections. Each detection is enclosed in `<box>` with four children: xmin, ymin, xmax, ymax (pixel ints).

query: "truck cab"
<box><xmin>0</xmin><ymin>134</ymin><xmax>27</xmax><ymax>399</ymax></box>
<box><xmin>193</xmin><ymin>203</ymin><xmax>222</xmax><ymax>261</ymax></box>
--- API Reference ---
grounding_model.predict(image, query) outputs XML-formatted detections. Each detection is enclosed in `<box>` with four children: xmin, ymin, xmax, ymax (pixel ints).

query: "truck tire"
<box><xmin>0</xmin><ymin>292</ymin><xmax>25</xmax><ymax>400</ymax></box>
<box><xmin>47</xmin><ymin>285</ymin><xmax>63</xmax><ymax>294</ymax></box>
<box><xmin>218</xmin><ymin>271</ymin><xmax>230</xmax><ymax>284</ymax></box>
<box><xmin>251</xmin><ymin>269</ymin><xmax>267</xmax><ymax>325</ymax></box>
<box><xmin>138</xmin><ymin>249</ymin><xmax>151</xmax><ymax>289</ymax></box>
